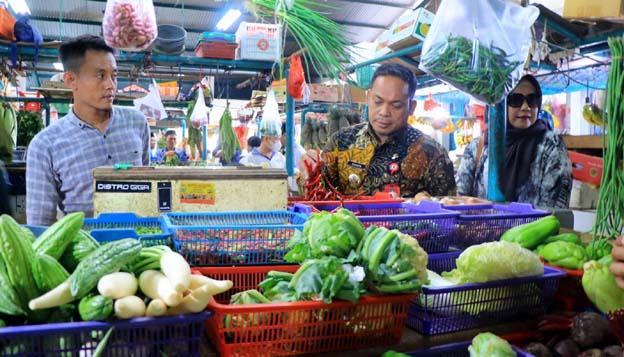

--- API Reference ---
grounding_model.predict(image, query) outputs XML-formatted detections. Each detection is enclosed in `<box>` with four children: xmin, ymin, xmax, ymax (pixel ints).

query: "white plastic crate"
<box><xmin>235</xmin><ymin>22</ymin><xmax>282</xmax><ymax>62</ymax></box>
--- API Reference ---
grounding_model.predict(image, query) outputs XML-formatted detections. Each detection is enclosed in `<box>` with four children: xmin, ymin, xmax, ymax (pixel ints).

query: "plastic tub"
<box><xmin>154</xmin><ymin>24</ymin><xmax>187</xmax><ymax>54</ymax></box>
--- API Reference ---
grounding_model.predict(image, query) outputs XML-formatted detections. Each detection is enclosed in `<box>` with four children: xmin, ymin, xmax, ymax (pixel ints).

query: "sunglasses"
<box><xmin>507</xmin><ymin>93</ymin><xmax>540</xmax><ymax>108</ymax></box>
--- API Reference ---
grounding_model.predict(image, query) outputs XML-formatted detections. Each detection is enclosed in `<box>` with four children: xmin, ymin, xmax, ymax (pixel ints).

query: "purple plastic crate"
<box><xmin>407</xmin><ymin>251</ymin><xmax>565</xmax><ymax>335</ymax></box>
<box><xmin>404</xmin><ymin>341</ymin><xmax>534</xmax><ymax>356</ymax></box>
<box><xmin>293</xmin><ymin>201</ymin><xmax>459</xmax><ymax>253</ymax></box>
<box><xmin>0</xmin><ymin>311</ymin><xmax>211</xmax><ymax>356</ymax></box>
<box><xmin>446</xmin><ymin>202</ymin><xmax>550</xmax><ymax>250</ymax></box>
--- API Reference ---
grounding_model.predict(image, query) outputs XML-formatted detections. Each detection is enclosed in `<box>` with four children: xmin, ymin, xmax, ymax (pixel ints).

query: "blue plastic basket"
<box><xmin>446</xmin><ymin>203</ymin><xmax>550</xmax><ymax>250</ymax></box>
<box><xmin>0</xmin><ymin>311</ymin><xmax>211</xmax><ymax>356</ymax></box>
<box><xmin>83</xmin><ymin>213</ymin><xmax>172</xmax><ymax>247</ymax></box>
<box><xmin>407</xmin><ymin>251</ymin><xmax>565</xmax><ymax>335</ymax></box>
<box><xmin>163</xmin><ymin>211</ymin><xmax>307</xmax><ymax>266</ymax></box>
<box><xmin>404</xmin><ymin>341</ymin><xmax>534</xmax><ymax>356</ymax></box>
<box><xmin>295</xmin><ymin>201</ymin><xmax>459</xmax><ymax>253</ymax></box>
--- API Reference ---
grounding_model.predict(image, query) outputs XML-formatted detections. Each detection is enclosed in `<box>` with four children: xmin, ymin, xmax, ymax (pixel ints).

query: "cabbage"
<box><xmin>468</xmin><ymin>332</ymin><xmax>515</xmax><ymax>357</ymax></box>
<box><xmin>443</xmin><ymin>241</ymin><xmax>544</xmax><ymax>284</ymax></box>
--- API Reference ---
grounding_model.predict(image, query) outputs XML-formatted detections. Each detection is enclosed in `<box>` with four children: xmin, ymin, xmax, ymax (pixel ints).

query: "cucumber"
<box><xmin>69</xmin><ymin>239</ymin><xmax>142</xmax><ymax>299</ymax></box>
<box><xmin>79</xmin><ymin>294</ymin><xmax>113</xmax><ymax>321</ymax></box>
<box><xmin>33</xmin><ymin>212</ymin><xmax>85</xmax><ymax>260</ymax></box>
<box><xmin>32</xmin><ymin>253</ymin><xmax>70</xmax><ymax>292</ymax></box>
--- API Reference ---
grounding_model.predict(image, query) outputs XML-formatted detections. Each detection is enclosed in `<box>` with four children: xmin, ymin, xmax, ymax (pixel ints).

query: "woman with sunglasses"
<box><xmin>455</xmin><ymin>74</ymin><xmax>572</xmax><ymax>209</ymax></box>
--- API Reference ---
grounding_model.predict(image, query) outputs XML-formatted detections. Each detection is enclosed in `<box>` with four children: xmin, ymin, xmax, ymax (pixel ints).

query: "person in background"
<box><xmin>178</xmin><ymin>136</ymin><xmax>193</xmax><ymax>160</ymax></box>
<box><xmin>242</xmin><ymin>135</ymin><xmax>261</xmax><ymax>158</ymax></box>
<box><xmin>156</xmin><ymin>130</ymin><xmax>189</xmax><ymax>164</ymax></box>
<box><xmin>310</xmin><ymin>63</ymin><xmax>456</xmax><ymax>197</ymax></box>
<box><xmin>240</xmin><ymin>129</ymin><xmax>285</xmax><ymax>169</ymax></box>
<box><xmin>27</xmin><ymin>35</ymin><xmax>149</xmax><ymax>225</ymax></box>
<box><xmin>455</xmin><ymin>74</ymin><xmax>572</xmax><ymax>209</ymax></box>
<box><xmin>0</xmin><ymin>160</ymin><xmax>11</xmax><ymax>215</ymax></box>
<box><xmin>149</xmin><ymin>132</ymin><xmax>158</xmax><ymax>162</ymax></box>
<box><xmin>281</xmin><ymin>122</ymin><xmax>306</xmax><ymax>174</ymax></box>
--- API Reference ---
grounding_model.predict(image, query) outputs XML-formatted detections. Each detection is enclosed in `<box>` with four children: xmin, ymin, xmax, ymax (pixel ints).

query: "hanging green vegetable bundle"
<box><xmin>246</xmin><ymin>0</ymin><xmax>352</xmax><ymax>80</ymax></box>
<box><xmin>218</xmin><ymin>106</ymin><xmax>240</xmax><ymax>164</ymax></box>
<box><xmin>592</xmin><ymin>36</ymin><xmax>624</xmax><ymax>246</ymax></box>
<box><xmin>420</xmin><ymin>36</ymin><xmax>523</xmax><ymax>104</ymax></box>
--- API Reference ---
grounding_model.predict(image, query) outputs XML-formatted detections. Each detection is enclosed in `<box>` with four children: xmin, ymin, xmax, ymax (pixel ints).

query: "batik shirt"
<box><xmin>455</xmin><ymin>131</ymin><xmax>572</xmax><ymax>209</ymax></box>
<box><xmin>323</xmin><ymin>123</ymin><xmax>456</xmax><ymax>197</ymax></box>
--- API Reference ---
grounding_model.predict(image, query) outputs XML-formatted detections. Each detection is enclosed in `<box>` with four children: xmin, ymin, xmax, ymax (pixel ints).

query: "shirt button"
<box><xmin>108</xmin><ymin>155</ymin><xmax>112</xmax><ymax>160</ymax></box>
<box><xmin>103</xmin><ymin>135</ymin><xmax>106</xmax><ymax>139</ymax></box>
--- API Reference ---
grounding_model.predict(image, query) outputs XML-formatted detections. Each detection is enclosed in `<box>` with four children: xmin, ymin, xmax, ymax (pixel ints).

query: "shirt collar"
<box><xmin>67</xmin><ymin>107</ymin><xmax>116</xmax><ymax>131</ymax></box>
<box><xmin>365</xmin><ymin>123</ymin><xmax>408</xmax><ymax>146</ymax></box>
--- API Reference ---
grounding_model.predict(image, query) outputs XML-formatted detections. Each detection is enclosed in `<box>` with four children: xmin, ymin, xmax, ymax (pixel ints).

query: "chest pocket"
<box><xmin>336</xmin><ymin>146</ymin><xmax>375</xmax><ymax>194</ymax></box>
<box><xmin>113</xmin><ymin>135</ymin><xmax>144</xmax><ymax>165</ymax></box>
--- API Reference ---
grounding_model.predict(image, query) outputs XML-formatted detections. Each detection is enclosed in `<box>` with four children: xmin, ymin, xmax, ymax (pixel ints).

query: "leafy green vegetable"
<box><xmin>285</xmin><ymin>209</ymin><xmax>365</xmax><ymax>263</ymax></box>
<box><xmin>468</xmin><ymin>332</ymin><xmax>515</xmax><ymax>357</ymax></box>
<box><xmin>443</xmin><ymin>241</ymin><xmax>543</xmax><ymax>284</ymax></box>
<box><xmin>16</xmin><ymin>110</ymin><xmax>43</xmax><ymax>147</ymax></box>
<box><xmin>582</xmin><ymin>260</ymin><xmax>624</xmax><ymax>313</ymax></box>
<box><xmin>258</xmin><ymin>271</ymin><xmax>296</xmax><ymax>302</ymax></box>
<box><xmin>289</xmin><ymin>257</ymin><xmax>364</xmax><ymax>303</ymax></box>
<box><xmin>382</xmin><ymin>351</ymin><xmax>410</xmax><ymax>357</ymax></box>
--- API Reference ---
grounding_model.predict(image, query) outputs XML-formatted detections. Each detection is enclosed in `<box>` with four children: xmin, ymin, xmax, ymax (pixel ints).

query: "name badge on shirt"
<box><xmin>347</xmin><ymin>161</ymin><xmax>366</xmax><ymax>170</ymax></box>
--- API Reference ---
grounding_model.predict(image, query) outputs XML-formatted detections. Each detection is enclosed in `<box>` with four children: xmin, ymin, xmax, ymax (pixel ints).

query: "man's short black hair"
<box><xmin>371</xmin><ymin>63</ymin><xmax>417</xmax><ymax>99</ymax></box>
<box><xmin>165</xmin><ymin>130</ymin><xmax>177</xmax><ymax>138</ymax></box>
<box><xmin>247</xmin><ymin>136</ymin><xmax>261</xmax><ymax>148</ymax></box>
<box><xmin>59</xmin><ymin>35</ymin><xmax>115</xmax><ymax>73</ymax></box>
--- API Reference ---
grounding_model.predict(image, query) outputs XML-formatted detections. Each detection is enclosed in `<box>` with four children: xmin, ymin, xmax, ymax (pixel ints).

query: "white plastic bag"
<box><xmin>134</xmin><ymin>81</ymin><xmax>166</xmax><ymax>120</ymax></box>
<box><xmin>419</xmin><ymin>0</ymin><xmax>539</xmax><ymax>105</ymax></box>
<box><xmin>260</xmin><ymin>90</ymin><xmax>282</xmax><ymax>137</ymax></box>
<box><xmin>189</xmin><ymin>90</ymin><xmax>209</xmax><ymax>129</ymax></box>
<box><xmin>103</xmin><ymin>0</ymin><xmax>157</xmax><ymax>52</ymax></box>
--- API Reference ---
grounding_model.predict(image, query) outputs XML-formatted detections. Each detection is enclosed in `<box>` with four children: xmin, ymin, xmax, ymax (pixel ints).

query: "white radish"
<box><xmin>97</xmin><ymin>272</ymin><xmax>138</xmax><ymax>299</ymax></box>
<box><xmin>167</xmin><ymin>284</ymin><xmax>214</xmax><ymax>315</ymax></box>
<box><xmin>114</xmin><ymin>295</ymin><xmax>146</xmax><ymax>319</ymax></box>
<box><xmin>138</xmin><ymin>270</ymin><xmax>183</xmax><ymax>307</ymax></box>
<box><xmin>145</xmin><ymin>298</ymin><xmax>167</xmax><ymax>317</ymax></box>
<box><xmin>29</xmin><ymin>281</ymin><xmax>73</xmax><ymax>310</ymax></box>
<box><xmin>160</xmin><ymin>251</ymin><xmax>191</xmax><ymax>293</ymax></box>
<box><xmin>188</xmin><ymin>275</ymin><xmax>233</xmax><ymax>295</ymax></box>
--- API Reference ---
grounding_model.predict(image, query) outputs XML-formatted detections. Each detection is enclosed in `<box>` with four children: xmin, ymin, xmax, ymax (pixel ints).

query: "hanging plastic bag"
<box><xmin>0</xmin><ymin>3</ymin><xmax>15</xmax><ymax>41</ymax></box>
<box><xmin>260</xmin><ymin>90</ymin><xmax>282</xmax><ymax>137</ymax></box>
<box><xmin>102</xmin><ymin>0</ymin><xmax>157</xmax><ymax>52</ymax></box>
<box><xmin>419</xmin><ymin>0</ymin><xmax>539</xmax><ymax>105</ymax></box>
<box><xmin>288</xmin><ymin>54</ymin><xmax>305</xmax><ymax>99</ymax></box>
<box><xmin>189</xmin><ymin>90</ymin><xmax>209</xmax><ymax>129</ymax></box>
<box><xmin>134</xmin><ymin>81</ymin><xmax>166</xmax><ymax>120</ymax></box>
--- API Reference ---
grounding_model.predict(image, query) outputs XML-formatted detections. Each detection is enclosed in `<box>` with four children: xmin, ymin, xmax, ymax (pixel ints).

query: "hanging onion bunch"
<box><xmin>246</xmin><ymin>0</ymin><xmax>353</xmax><ymax>80</ymax></box>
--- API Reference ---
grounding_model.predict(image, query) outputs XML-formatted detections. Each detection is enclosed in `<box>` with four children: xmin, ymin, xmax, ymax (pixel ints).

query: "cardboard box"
<box><xmin>343</xmin><ymin>85</ymin><xmax>367</xmax><ymax>104</ymax></box>
<box><xmin>309</xmin><ymin>83</ymin><xmax>342</xmax><ymax>103</ymax></box>
<box><xmin>270</xmin><ymin>79</ymin><xmax>287</xmax><ymax>103</ymax></box>
<box><xmin>568</xmin><ymin>150</ymin><xmax>603</xmax><ymax>187</ymax></box>
<box><xmin>374</xmin><ymin>30</ymin><xmax>392</xmax><ymax>57</ymax></box>
<box><xmin>569</xmin><ymin>179</ymin><xmax>599</xmax><ymax>209</ymax></box>
<box><xmin>563</xmin><ymin>0</ymin><xmax>624</xmax><ymax>19</ymax></box>
<box><xmin>388</xmin><ymin>8</ymin><xmax>435</xmax><ymax>51</ymax></box>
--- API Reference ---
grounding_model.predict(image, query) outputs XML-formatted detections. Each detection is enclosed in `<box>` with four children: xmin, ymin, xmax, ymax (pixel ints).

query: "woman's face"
<box><xmin>507</xmin><ymin>80</ymin><xmax>539</xmax><ymax>129</ymax></box>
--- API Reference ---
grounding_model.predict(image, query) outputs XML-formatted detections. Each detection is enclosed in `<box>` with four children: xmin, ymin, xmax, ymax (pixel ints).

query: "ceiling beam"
<box><xmin>86</xmin><ymin>0</ymin><xmax>223</xmax><ymax>13</ymax></box>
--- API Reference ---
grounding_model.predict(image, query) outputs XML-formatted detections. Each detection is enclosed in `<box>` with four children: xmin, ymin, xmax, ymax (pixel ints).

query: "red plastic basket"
<box><xmin>194</xmin><ymin>42</ymin><xmax>238</xmax><ymax>59</ymax></box>
<box><xmin>540</xmin><ymin>258</ymin><xmax>590</xmax><ymax>311</ymax></box>
<box><xmin>195</xmin><ymin>265</ymin><xmax>415</xmax><ymax>357</ymax></box>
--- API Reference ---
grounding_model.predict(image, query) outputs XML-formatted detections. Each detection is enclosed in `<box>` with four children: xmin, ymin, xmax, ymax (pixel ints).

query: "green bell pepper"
<box><xmin>585</xmin><ymin>240</ymin><xmax>613</xmax><ymax>260</ymax></box>
<box><xmin>543</xmin><ymin>233</ymin><xmax>582</xmax><ymax>246</ymax></box>
<box><xmin>500</xmin><ymin>215</ymin><xmax>560</xmax><ymax>250</ymax></box>
<box><xmin>539</xmin><ymin>241</ymin><xmax>587</xmax><ymax>270</ymax></box>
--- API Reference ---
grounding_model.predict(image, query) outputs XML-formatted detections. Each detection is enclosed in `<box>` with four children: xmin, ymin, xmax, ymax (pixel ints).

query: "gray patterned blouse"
<box><xmin>455</xmin><ymin>131</ymin><xmax>572</xmax><ymax>209</ymax></box>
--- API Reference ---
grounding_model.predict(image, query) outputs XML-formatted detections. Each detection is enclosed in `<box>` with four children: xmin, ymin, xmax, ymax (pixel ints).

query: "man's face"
<box><xmin>166</xmin><ymin>134</ymin><xmax>177</xmax><ymax>150</ymax></box>
<box><xmin>367</xmin><ymin>75</ymin><xmax>416</xmax><ymax>142</ymax></box>
<box><xmin>150</xmin><ymin>137</ymin><xmax>156</xmax><ymax>149</ymax></box>
<box><xmin>65</xmin><ymin>49</ymin><xmax>117</xmax><ymax>111</ymax></box>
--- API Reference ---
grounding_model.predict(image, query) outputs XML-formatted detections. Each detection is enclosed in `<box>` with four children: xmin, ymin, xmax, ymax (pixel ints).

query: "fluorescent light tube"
<box><xmin>216</xmin><ymin>9</ymin><xmax>241</xmax><ymax>31</ymax></box>
<box><xmin>9</xmin><ymin>0</ymin><xmax>31</xmax><ymax>14</ymax></box>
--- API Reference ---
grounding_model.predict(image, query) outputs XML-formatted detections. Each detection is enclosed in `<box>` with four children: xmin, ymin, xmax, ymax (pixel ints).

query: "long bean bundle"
<box><xmin>420</xmin><ymin>36</ymin><xmax>523</xmax><ymax>104</ymax></box>
<box><xmin>218</xmin><ymin>106</ymin><xmax>241</xmax><ymax>164</ymax></box>
<box><xmin>591</xmin><ymin>36</ymin><xmax>624</xmax><ymax>249</ymax></box>
<box><xmin>246</xmin><ymin>0</ymin><xmax>352</xmax><ymax>80</ymax></box>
